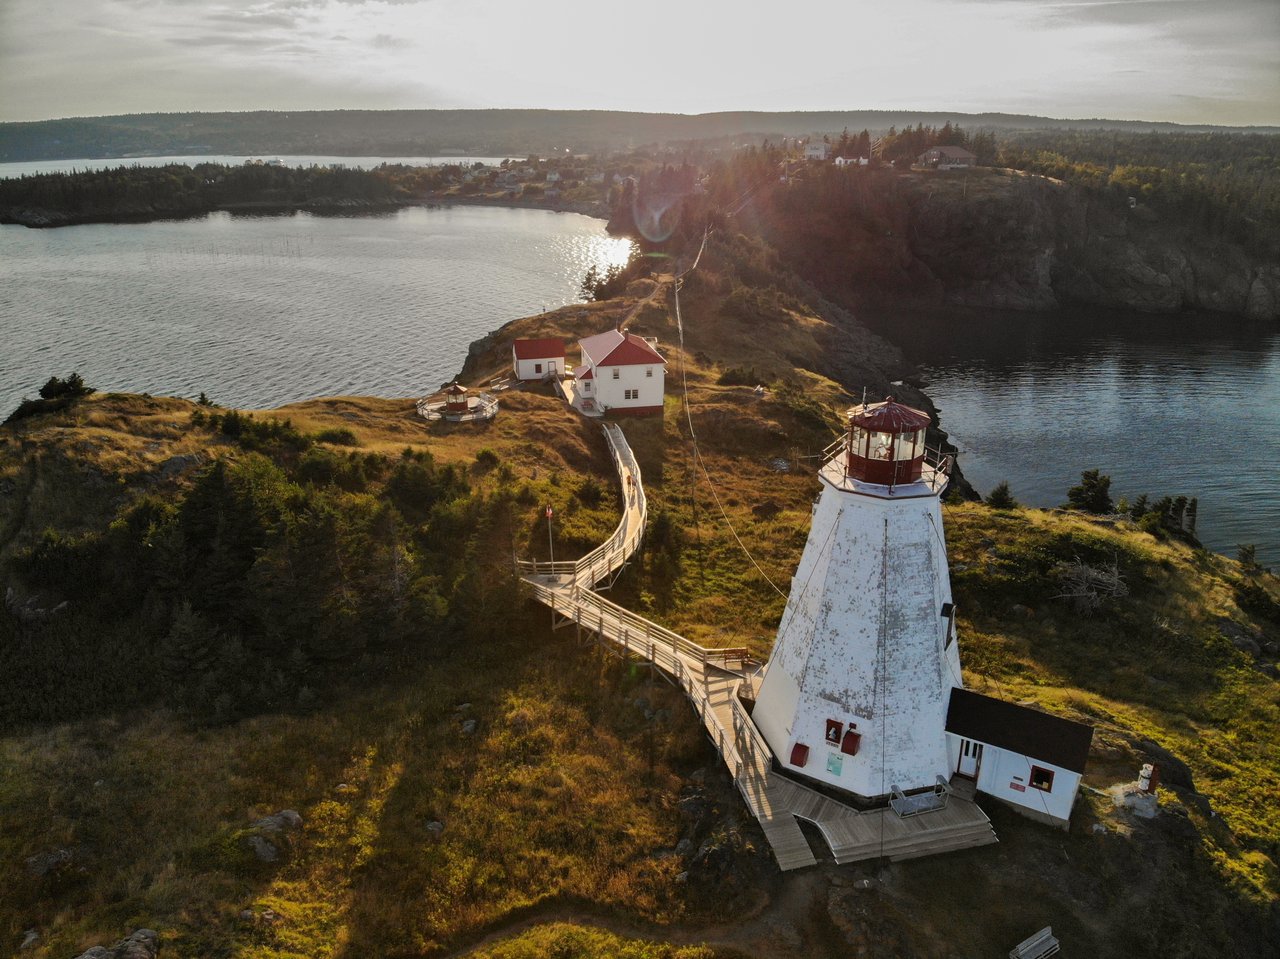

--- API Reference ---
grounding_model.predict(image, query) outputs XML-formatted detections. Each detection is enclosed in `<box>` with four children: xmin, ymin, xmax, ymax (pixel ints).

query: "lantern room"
<box><xmin>444</xmin><ymin>382</ymin><xmax>469</xmax><ymax>413</ymax></box>
<box><xmin>845</xmin><ymin>397</ymin><xmax>933</xmax><ymax>487</ymax></box>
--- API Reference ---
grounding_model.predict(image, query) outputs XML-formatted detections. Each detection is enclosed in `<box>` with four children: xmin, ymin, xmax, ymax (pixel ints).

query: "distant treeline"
<box><xmin>3</xmin><ymin>108</ymin><xmax>1272</xmax><ymax>163</ymax></box>
<box><xmin>0</xmin><ymin>161</ymin><xmax>463</xmax><ymax>223</ymax></box>
<box><xmin>995</xmin><ymin>129</ymin><xmax>1280</xmax><ymax>252</ymax></box>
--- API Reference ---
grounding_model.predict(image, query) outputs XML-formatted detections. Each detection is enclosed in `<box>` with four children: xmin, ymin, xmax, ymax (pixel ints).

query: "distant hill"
<box><xmin>2</xmin><ymin>108</ymin><xmax>1277</xmax><ymax>162</ymax></box>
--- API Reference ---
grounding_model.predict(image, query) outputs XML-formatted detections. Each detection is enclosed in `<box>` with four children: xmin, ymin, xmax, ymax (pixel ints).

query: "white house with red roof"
<box><xmin>511</xmin><ymin>338</ymin><xmax>565</xmax><ymax>381</ymax></box>
<box><xmin>575</xmin><ymin>328</ymin><xmax>665</xmax><ymax>416</ymax></box>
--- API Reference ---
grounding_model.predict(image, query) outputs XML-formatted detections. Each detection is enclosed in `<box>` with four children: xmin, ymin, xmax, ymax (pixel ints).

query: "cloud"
<box><xmin>204</xmin><ymin>11</ymin><xmax>306</xmax><ymax>29</ymax></box>
<box><xmin>371</xmin><ymin>33</ymin><xmax>411</xmax><ymax>48</ymax></box>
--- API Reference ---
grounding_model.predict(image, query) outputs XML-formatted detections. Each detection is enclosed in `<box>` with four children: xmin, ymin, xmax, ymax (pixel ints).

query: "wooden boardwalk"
<box><xmin>519</xmin><ymin>424</ymin><xmax>997</xmax><ymax>871</ymax></box>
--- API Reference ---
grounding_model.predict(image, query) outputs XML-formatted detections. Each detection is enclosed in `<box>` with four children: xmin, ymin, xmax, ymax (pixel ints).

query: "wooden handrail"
<box><xmin>518</xmin><ymin>424</ymin><xmax>777</xmax><ymax>819</ymax></box>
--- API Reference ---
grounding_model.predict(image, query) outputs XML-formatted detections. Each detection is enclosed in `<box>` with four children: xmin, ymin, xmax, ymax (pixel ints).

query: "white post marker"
<box><xmin>546</xmin><ymin>505</ymin><xmax>555</xmax><ymax>573</ymax></box>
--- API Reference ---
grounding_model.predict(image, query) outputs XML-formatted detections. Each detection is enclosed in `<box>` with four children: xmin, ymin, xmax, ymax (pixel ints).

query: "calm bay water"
<box><xmin>1</xmin><ymin>206</ymin><xmax>631</xmax><ymax>412</ymax></box>
<box><xmin>872</xmin><ymin>308</ymin><xmax>1280</xmax><ymax>567</ymax></box>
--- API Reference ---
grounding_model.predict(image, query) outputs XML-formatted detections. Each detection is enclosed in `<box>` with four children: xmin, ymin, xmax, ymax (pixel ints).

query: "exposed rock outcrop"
<box><xmin>72</xmin><ymin>928</ymin><xmax>158</xmax><ymax>959</ymax></box>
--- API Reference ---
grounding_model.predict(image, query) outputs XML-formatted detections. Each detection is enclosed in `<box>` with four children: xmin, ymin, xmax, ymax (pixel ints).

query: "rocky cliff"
<box><xmin>756</xmin><ymin>168</ymin><xmax>1280</xmax><ymax>320</ymax></box>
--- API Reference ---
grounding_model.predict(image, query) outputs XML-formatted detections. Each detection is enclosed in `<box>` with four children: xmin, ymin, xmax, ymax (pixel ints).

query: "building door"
<box><xmin>957</xmin><ymin>740</ymin><xmax>983</xmax><ymax>779</ymax></box>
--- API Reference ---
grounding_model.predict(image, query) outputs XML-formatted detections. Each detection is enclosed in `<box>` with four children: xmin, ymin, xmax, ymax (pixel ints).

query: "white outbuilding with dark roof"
<box><xmin>945</xmin><ymin>687</ymin><xmax>1093</xmax><ymax>829</ymax></box>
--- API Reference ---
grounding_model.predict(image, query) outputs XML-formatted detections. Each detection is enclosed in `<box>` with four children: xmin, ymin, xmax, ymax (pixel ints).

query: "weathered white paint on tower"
<box><xmin>753</xmin><ymin>404</ymin><xmax>962</xmax><ymax>801</ymax></box>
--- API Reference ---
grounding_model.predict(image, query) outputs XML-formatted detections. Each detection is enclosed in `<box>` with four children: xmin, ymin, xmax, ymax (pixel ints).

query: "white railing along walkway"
<box><xmin>515</xmin><ymin>424</ymin><xmax>802</xmax><ymax>860</ymax></box>
<box><xmin>517</xmin><ymin>423</ymin><xmax>646</xmax><ymax>587</ymax></box>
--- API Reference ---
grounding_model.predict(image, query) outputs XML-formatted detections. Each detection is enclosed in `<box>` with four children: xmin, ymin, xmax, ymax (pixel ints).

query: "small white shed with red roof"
<box><xmin>576</xmin><ymin>328</ymin><xmax>665</xmax><ymax>416</ymax></box>
<box><xmin>512</xmin><ymin>338</ymin><xmax>565</xmax><ymax>381</ymax></box>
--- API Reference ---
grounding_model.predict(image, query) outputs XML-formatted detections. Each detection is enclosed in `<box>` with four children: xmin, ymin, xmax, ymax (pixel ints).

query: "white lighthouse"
<box><xmin>753</xmin><ymin>397</ymin><xmax>962</xmax><ymax>801</ymax></box>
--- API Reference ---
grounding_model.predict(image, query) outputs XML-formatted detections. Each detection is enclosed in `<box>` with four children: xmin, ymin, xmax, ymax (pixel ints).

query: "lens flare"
<box><xmin>632</xmin><ymin>193</ymin><xmax>680</xmax><ymax>243</ymax></box>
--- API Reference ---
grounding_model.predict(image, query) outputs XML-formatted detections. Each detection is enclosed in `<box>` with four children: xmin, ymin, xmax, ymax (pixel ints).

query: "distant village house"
<box><xmin>804</xmin><ymin>141</ymin><xmax>830</xmax><ymax>161</ymax></box>
<box><xmin>917</xmin><ymin>145</ymin><xmax>978</xmax><ymax>170</ymax></box>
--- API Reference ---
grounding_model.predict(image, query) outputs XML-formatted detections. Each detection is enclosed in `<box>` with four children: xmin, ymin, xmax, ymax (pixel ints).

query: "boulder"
<box><xmin>251</xmin><ymin>810</ymin><xmax>302</xmax><ymax>834</ymax></box>
<box><xmin>1217</xmin><ymin>617</ymin><xmax>1263</xmax><ymax>656</ymax></box>
<box><xmin>73</xmin><ymin>929</ymin><xmax>158</xmax><ymax>959</ymax></box>
<box><xmin>247</xmin><ymin>835</ymin><xmax>279</xmax><ymax>863</ymax></box>
<box><xmin>243</xmin><ymin>809</ymin><xmax>302</xmax><ymax>863</ymax></box>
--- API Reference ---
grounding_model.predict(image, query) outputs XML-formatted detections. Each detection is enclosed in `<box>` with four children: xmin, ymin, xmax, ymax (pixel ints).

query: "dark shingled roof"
<box><xmin>946</xmin><ymin>687</ymin><xmax>1093</xmax><ymax>774</ymax></box>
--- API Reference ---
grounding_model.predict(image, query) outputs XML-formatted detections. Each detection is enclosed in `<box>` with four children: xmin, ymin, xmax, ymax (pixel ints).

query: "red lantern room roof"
<box><xmin>445</xmin><ymin>382</ymin><xmax>468</xmax><ymax>396</ymax></box>
<box><xmin>847</xmin><ymin>396</ymin><xmax>931</xmax><ymax>433</ymax></box>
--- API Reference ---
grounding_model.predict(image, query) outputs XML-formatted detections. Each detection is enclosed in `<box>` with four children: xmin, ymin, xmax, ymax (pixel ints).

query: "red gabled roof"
<box><xmin>580</xmin><ymin>329</ymin><xmax>664</xmax><ymax>367</ymax></box>
<box><xmin>513</xmin><ymin>337</ymin><xmax>564</xmax><ymax>360</ymax></box>
<box><xmin>601</xmin><ymin>333</ymin><xmax>665</xmax><ymax>366</ymax></box>
<box><xmin>576</xmin><ymin>367</ymin><xmax>594</xmax><ymax>380</ymax></box>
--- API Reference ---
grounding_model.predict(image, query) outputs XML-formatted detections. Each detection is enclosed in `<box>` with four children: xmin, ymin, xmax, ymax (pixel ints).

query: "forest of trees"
<box><xmin>994</xmin><ymin>129</ymin><xmax>1280</xmax><ymax>252</ymax></box>
<box><xmin>0</xmin><ymin>414</ymin><xmax>531</xmax><ymax>731</ymax></box>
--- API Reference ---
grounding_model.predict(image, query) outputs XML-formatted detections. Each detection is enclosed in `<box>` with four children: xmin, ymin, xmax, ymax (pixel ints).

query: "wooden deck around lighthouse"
<box><xmin>518</xmin><ymin>423</ymin><xmax>998</xmax><ymax>871</ymax></box>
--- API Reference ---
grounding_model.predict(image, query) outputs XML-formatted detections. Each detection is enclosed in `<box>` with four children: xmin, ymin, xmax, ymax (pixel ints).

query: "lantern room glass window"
<box><xmin>851</xmin><ymin>427</ymin><xmax>924</xmax><ymax>460</ymax></box>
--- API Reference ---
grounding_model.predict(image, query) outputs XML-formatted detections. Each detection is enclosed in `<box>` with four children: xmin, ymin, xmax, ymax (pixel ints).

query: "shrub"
<box><xmin>716</xmin><ymin>365</ymin><xmax>760</xmax><ymax>387</ymax></box>
<box><xmin>986</xmin><ymin>481</ymin><xmax>1018</xmax><ymax>509</ymax></box>
<box><xmin>38</xmin><ymin>372</ymin><xmax>94</xmax><ymax>401</ymax></box>
<box><xmin>575</xmin><ymin>477</ymin><xmax>605</xmax><ymax>507</ymax></box>
<box><xmin>4</xmin><ymin>372</ymin><xmax>96</xmax><ymax>424</ymax></box>
<box><xmin>314</xmin><ymin>427</ymin><xmax>361</xmax><ymax>446</ymax></box>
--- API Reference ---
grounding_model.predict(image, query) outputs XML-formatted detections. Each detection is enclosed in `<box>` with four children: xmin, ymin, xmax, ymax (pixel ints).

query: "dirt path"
<box><xmin>619</xmin><ymin>274</ymin><xmax>671</xmax><ymax>329</ymax></box>
<box><xmin>442</xmin><ymin>868</ymin><xmax>854</xmax><ymax>959</ymax></box>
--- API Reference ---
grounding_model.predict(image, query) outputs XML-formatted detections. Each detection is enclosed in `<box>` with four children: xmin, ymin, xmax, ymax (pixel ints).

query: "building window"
<box><xmin>623</xmin><ymin>389</ymin><xmax>638</xmax><ymax>400</ymax></box>
<box><xmin>612</xmin><ymin>368</ymin><xmax>620</xmax><ymax>379</ymax></box>
<box><xmin>646</xmin><ymin>368</ymin><xmax>653</xmax><ymax>378</ymax></box>
<box><xmin>534</xmin><ymin>363</ymin><xmax>542</xmax><ymax>374</ymax></box>
<box><xmin>1029</xmin><ymin>766</ymin><xmax>1054</xmax><ymax>792</ymax></box>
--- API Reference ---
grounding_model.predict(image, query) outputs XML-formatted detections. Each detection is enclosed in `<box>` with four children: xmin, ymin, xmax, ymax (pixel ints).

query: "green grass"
<box><xmin>470</xmin><ymin>923</ymin><xmax>725</xmax><ymax>958</ymax></box>
<box><xmin>0</xmin><ymin>635</ymin><xmax>720</xmax><ymax>958</ymax></box>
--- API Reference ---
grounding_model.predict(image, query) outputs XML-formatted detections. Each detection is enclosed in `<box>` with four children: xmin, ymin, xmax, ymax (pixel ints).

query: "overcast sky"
<box><xmin>1</xmin><ymin>0</ymin><xmax>1276</xmax><ymax>125</ymax></box>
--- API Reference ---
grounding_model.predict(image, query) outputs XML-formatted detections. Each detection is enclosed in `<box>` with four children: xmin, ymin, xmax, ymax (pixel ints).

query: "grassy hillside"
<box><xmin>2</xmin><ymin>249</ymin><xmax>1278</xmax><ymax>956</ymax></box>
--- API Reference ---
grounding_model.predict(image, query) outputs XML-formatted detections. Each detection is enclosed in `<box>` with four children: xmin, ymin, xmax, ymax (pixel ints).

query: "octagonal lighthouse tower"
<box><xmin>753</xmin><ymin>398</ymin><xmax>962</xmax><ymax>802</ymax></box>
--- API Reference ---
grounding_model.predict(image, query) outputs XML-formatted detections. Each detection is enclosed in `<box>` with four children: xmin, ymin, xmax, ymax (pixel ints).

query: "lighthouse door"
<box><xmin>957</xmin><ymin>740</ymin><xmax>983</xmax><ymax>779</ymax></box>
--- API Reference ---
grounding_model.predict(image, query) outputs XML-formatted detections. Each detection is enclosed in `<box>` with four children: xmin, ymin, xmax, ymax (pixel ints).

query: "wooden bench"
<box><xmin>1009</xmin><ymin>926</ymin><xmax>1060</xmax><ymax>959</ymax></box>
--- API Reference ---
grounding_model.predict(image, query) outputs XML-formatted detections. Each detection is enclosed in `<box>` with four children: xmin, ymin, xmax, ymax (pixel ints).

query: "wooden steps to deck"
<box><xmin>759</xmin><ymin>815</ymin><xmax>819</xmax><ymax>871</ymax></box>
<box><xmin>819</xmin><ymin>797</ymin><xmax>998</xmax><ymax>864</ymax></box>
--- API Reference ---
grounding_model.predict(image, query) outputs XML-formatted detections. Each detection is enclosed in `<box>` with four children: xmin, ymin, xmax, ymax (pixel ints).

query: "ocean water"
<box><xmin>870</xmin><ymin>308</ymin><xmax>1280</xmax><ymax>567</ymax></box>
<box><xmin>0</xmin><ymin>206</ymin><xmax>631</xmax><ymax>411</ymax></box>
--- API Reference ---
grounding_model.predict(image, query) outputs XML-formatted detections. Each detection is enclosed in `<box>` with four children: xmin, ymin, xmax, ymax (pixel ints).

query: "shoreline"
<box><xmin>0</xmin><ymin>193</ymin><xmax>608</xmax><ymax>230</ymax></box>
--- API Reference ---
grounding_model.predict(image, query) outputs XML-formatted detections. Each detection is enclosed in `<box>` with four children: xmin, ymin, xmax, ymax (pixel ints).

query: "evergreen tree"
<box><xmin>1066</xmin><ymin>470</ymin><xmax>1114</xmax><ymax>514</ymax></box>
